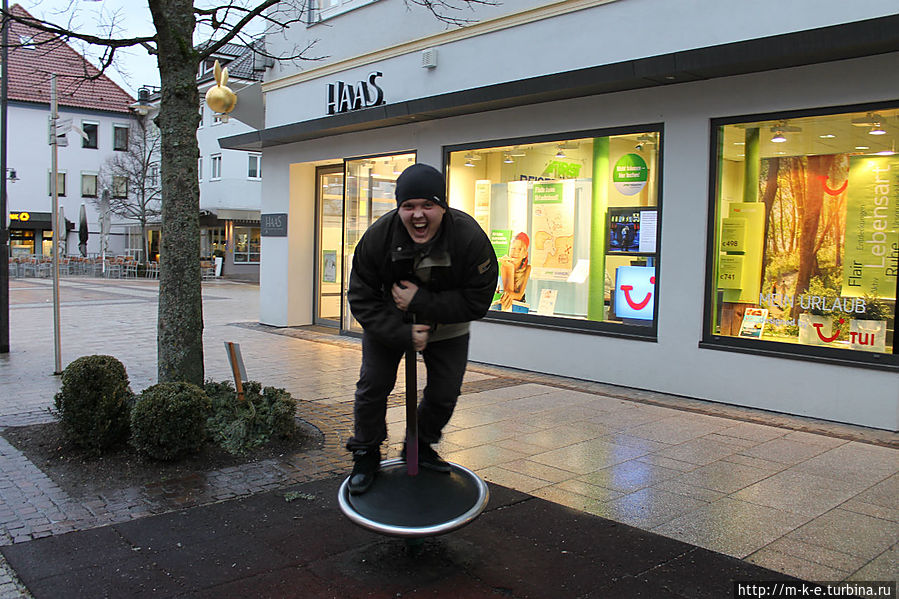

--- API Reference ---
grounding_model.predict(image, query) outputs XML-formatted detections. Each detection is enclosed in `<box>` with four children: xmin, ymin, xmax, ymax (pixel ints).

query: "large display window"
<box><xmin>705</xmin><ymin>105</ymin><xmax>898</xmax><ymax>368</ymax></box>
<box><xmin>447</xmin><ymin>127</ymin><xmax>662</xmax><ymax>335</ymax></box>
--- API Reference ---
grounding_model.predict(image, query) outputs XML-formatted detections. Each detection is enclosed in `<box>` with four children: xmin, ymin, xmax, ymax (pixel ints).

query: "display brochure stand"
<box><xmin>338</xmin><ymin>350</ymin><xmax>490</xmax><ymax>548</ymax></box>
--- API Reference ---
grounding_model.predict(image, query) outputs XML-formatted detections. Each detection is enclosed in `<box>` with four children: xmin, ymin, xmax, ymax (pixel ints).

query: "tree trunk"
<box><xmin>760</xmin><ymin>157</ymin><xmax>779</xmax><ymax>279</ymax></box>
<box><xmin>149</xmin><ymin>0</ymin><xmax>203</xmax><ymax>385</ymax></box>
<box><xmin>792</xmin><ymin>155</ymin><xmax>834</xmax><ymax>318</ymax></box>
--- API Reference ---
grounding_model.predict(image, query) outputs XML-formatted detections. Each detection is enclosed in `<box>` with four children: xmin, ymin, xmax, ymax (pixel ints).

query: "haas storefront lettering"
<box><xmin>327</xmin><ymin>72</ymin><xmax>384</xmax><ymax>115</ymax></box>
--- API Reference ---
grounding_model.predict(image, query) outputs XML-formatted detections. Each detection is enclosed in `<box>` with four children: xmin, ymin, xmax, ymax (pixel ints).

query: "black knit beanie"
<box><xmin>395</xmin><ymin>163</ymin><xmax>447</xmax><ymax>209</ymax></box>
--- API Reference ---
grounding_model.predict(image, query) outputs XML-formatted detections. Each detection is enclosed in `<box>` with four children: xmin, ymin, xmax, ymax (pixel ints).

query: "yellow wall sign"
<box><xmin>10</xmin><ymin>212</ymin><xmax>30</xmax><ymax>222</ymax></box>
<box><xmin>720</xmin><ymin>217</ymin><xmax>747</xmax><ymax>252</ymax></box>
<box><xmin>718</xmin><ymin>255</ymin><xmax>744</xmax><ymax>289</ymax></box>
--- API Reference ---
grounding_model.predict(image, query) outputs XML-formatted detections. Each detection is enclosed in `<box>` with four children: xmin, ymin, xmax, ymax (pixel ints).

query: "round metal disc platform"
<box><xmin>338</xmin><ymin>458</ymin><xmax>490</xmax><ymax>538</ymax></box>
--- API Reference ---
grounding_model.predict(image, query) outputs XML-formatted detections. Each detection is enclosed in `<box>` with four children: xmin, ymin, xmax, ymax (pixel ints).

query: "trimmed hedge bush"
<box><xmin>53</xmin><ymin>355</ymin><xmax>133</xmax><ymax>453</ymax></box>
<box><xmin>205</xmin><ymin>380</ymin><xmax>297</xmax><ymax>455</ymax></box>
<box><xmin>131</xmin><ymin>382</ymin><xmax>211</xmax><ymax>461</ymax></box>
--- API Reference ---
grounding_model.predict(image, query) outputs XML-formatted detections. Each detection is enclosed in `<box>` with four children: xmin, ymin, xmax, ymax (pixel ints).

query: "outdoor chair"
<box><xmin>201</xmin><ymin>260</ymin><xmax>215</xmax><ymax>280</ymax></box>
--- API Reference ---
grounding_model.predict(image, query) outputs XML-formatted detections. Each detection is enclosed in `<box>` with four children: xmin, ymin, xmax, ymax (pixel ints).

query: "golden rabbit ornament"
<box><xmin>205</xmin><ymin>60</ymin><xmax>237</xmax><ymax>114</ymax></box>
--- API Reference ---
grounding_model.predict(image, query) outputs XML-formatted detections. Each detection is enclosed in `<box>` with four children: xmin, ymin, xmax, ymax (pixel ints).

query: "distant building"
<box><xmin>136</xmin><ymin>40</ymin><xmax>266</xmax><ymax>280</ymax></box>
<box><xmin>4</xmin><ymin>3</ymin><xmax>138</xmax><ymax>258</ymax></box>
<box><xmin>196</xmin><ymin>41</ymin><xmax>267</xmax><ymax>281</ymax></box>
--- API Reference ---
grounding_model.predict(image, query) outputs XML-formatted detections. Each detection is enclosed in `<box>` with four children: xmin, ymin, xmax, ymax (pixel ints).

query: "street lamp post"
<box><xmin>1</xmin><ymin>0</ymin><xmax>10</xmax><ymax>354</ymax></box>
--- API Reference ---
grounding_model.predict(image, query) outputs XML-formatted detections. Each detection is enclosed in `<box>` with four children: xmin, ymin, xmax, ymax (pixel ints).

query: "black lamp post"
<box><xmin>1</xmin><ymin>0</ymin><xmax>11</xmax><ymax>354</ymax></box>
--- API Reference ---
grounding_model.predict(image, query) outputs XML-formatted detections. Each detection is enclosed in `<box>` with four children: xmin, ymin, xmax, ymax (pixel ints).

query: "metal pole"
<box><xmin>405</xmin><ymin>349</ymin><xmax>418</xmax><ymax>476</ymax></box>
<box><xmin>1</xmin><ymin>0</ymin><xmax>10</xmax><ymax>354</ymax></box>
<box><xmin>50</xmin><ymin>74</ymin><xmax>61</xmax><ymax>374</ymax></box>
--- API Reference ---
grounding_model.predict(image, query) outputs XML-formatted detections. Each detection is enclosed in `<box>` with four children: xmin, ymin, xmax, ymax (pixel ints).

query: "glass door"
<box><xmin>342</xmin><ymin>153</ymin><xmax>416</xmax><ymax>333</ymax></box>
<box><xmin>315</xmin><ymin>165</ymin><xmax>344</xmax><ymax>326</ymax></box>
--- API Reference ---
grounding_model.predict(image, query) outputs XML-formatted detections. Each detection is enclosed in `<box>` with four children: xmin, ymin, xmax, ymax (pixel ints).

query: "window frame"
<box><xmin>247</xmin><ymin>153</ymin><xmax>262</xmax><ymax>179</ymax></box>
<box><xmin>444</xmin><ymin>123</ymin><xmax>665</xmax><ymax>340</ymax></box>
<box><xmin>47</xmin><ymin>171</ymin><xmax>66</xmax><ymax>197</ymax></box>
<box><xmin>701</xmin><ymin>101</ymin><xmax>899</xmax><ymax>371</ymax></box>
<box><xmin>198</xmin><ymin>157</ymin><xmax>203</xmax><ymax>181</ymax></box>
<box><xmin>112</xmin><ymin>175</ymin><xmax>129</xmax><ymax>199</ymax></box>
<box><xmin>232</xmin><ymin>225</ymin><xmax>261</xmax><ymax>264</ymax></box>
<box><xmin>310</xmin><ymin>0</ymin><xmax>379</xmax><ymax>24</ymax></box>
<box><xmin>112</xmin><ymin>124</ymin><xmax>130</xmax><ymax>151</ymax></box>
<box><xmin>81</xmin><ymin>172</ymin><xmax>98</xmax><ymax>198</ymax></box>
<box><xmin>211</xmin><ymin>154</ymin><xmax>222</xmax><ymax>180</ymax></box>
<box><xmin>81</xmin><ymin>121</ymin><xmax>99</xmax><ymax>149</ymax></box>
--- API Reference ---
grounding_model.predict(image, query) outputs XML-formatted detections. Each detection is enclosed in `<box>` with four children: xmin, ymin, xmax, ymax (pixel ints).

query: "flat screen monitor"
<box><xmin>607</xmin><ymin>207</ymin><xmax>658</xmax><ymax>255</ymax></box>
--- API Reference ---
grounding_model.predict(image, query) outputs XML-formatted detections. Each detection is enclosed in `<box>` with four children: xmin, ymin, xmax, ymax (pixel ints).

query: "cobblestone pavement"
<box><xmin>0</xmin><ymin>277</ymin><xmax>896</xmax><ymax>597</ymax></box>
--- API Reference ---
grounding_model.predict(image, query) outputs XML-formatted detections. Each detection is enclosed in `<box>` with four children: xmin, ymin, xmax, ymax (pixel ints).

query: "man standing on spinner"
<box><xmin>346</xmin><ymin>163</ymin><xmax>498</xmax><ymax>495</ymax></box>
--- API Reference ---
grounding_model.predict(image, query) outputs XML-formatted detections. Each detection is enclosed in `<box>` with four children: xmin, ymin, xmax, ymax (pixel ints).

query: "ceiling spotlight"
<box><xmin>503</xmin><ymin>153</ymin><xmax>514</xmax><ymax>164</ymax></box>
<box><xmin>855</xmin><ymin>146</ymin><xmax>870</xmax><ymax>150</ymax></box>
<box><xmin>851</xmin><ymin>112</ymin><xmax>886</xmax><ymax>127</ymax></box>
<box><xmin>555</xmin><ymin>147</ymin><xmax>566</xmax><ymax>159</ymax></box>
<box><xmin>769</xmin><ymin>121</ymin><xmax>800</xmax><ymax>143</ymax></box>
<box><xmin>868</xmin><ymin>123</ymin><xmax>886</xmax><ymax>135</ymax></box>
<box><xmin>510</xmin><ymin>147</ymin><xmax>527</xmax><ymax>157</ymax></box>
<box><xmin>819</xmin><ymin>134</ymin><xmax>836</xmax><ymax>139</ymax></box>
<box><xmin>464</xmin><ymin>158</ymin><xmax>475</xmax><ymax>167</ymax></box>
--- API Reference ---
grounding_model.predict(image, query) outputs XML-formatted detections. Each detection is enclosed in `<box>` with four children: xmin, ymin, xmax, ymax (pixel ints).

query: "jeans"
<box><xmin>346</xmin><ymin>331</ymin><xmax>470</xmax><ymax>452</ymax></box>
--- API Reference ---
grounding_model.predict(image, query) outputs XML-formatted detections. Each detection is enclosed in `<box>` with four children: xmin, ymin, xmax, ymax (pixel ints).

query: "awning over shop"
<box><xmin>199</xmin><ymin>209</ymin><xmax>261</xmax><ymax>227</ymax></box>
<box><xmin>9</xmin><ymin>211</ymin><xmax>74</xmax><ymax>231</ymax></box>
<box><xmin>220</xmin><ymin>14</ymin><xmax>899</xmax><ymax>151</ymax></box>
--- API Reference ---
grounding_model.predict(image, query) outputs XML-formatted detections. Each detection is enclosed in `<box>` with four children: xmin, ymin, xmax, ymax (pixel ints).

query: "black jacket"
<box><xmin>347</xmin><ymin>207</ymin><xmax>499</xmax><ymax>349</ymax></box>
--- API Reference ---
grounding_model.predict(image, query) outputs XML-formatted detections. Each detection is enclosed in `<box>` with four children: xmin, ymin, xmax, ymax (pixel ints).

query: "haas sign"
<box><xmin>327</xmin><ymin>72</ymin><xmax>385</xmax><ymax>115</ymax></box>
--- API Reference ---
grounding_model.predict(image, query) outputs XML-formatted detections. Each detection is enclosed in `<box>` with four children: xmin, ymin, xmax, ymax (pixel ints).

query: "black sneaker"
<box><xmin>403</xmin><ymin>442</ymin><xmax>451</xmax><ymax>473</ymax></box>
<box><xmin>347</xmin><ymin>448</ymin><xmax>380</xmax><ymax>495</ymax></box>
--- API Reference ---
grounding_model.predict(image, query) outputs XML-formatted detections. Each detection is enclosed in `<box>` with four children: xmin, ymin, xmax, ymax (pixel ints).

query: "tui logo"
<box><xmin>813</xmin><ymin>317</ymin><xmax>844</xmax><ymax>343</ymax></box>
<box><xmin>620</xmin><ymin>276</ymin><xmax>656</xmax><ymax>310</ymax></box>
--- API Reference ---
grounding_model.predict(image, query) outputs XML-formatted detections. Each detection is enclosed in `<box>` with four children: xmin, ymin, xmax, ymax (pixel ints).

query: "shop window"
<box><xmin>211</xmin><ymin>154</ymin><xmax>222</xmax><ymax>180</ymax></box>
<box><xmin>81</xmin><ymin>173</ymin><xmax>98</xmax><ymax>198</ymax></box>
<box><xmin>447</xmin><ymin>129</ymin><xmax>662</xmax><ymax>335</ymax></box>
<box><xmin>47</xmin><ymin>171</ymin><xmax>66</xmax><ymax>197</ymax></box>
<box><xmin>340</xmin><ymin>152</ymin><xmax>416</xmax><ymax>333</ymax></box>
<box><xmin>705</xmin><ymin>105</ymin><xmax>898</xmax><ymax>367</ymax></box>
<box><xmin>112</xmin><ymin>175</ymin><xmax>128</xmax><ymax>199</ymax></box>
<box><xmin>247</xmin><ymin>154</ymin><xmax>262</xmax><ymax>179</ymax></box>
<box><xmin>82</xmin><ymin>122</ymin><xmax>98</xmax><ymax>149</ymax></box>
<box><xmin>233</xmin><ymin>226</ymin><xmax>260</xmax><ymax>263</ymax></box>
<box><xmin>113</xmin><ymin>124</ymin><xmax>129</xmax><ymax>151</ymax></box>
<box><xmin>10</xmin><ymin>230</ymin><xmax>34</xmax><ymax>257</ymax></box>
<box><xmin>203</xmin><ymin>227</ymin><xmax>226</xmax><ymax>258</ymax></box>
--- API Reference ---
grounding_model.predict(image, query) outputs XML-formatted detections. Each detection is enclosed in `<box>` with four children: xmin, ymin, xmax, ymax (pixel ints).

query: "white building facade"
<box><xmin>5</xmin><ymin>4</ymin><xmax>140</xmax><ymax>260</ymax></box>
<box><xmin>196</xmin><ymin>43</ymin><xmax>266</xmax><ymax>280</ymax></box>
<box><xmin>222</xmin><ymin>0</ymin><xmax>899</xmax><ymax>430</ymax></box>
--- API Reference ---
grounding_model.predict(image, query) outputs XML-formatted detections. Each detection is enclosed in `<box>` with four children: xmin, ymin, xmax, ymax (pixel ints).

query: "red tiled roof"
<box><xmin>6</xmin><ymin>4</ymin><xmax>135</xmax><ymax>113</ymax></box>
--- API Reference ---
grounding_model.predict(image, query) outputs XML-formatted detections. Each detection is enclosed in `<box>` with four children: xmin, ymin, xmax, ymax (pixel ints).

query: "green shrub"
<box><xmin>131</xmin><ymin>382</ymin><xmax>210</xmax><ymax>461</ymax></box>
<box><xmin>53</xmin><ymin>355</ymin><xmax>133</xmax><ymax>453</ymax></box>
<box><xmin>205</xmin><ymin>380</ymin><xmax>297</xmax><ymax>455</ymax></box>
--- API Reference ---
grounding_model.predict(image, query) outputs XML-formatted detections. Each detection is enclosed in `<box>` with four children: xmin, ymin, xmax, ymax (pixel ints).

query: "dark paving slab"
<box><xmin>2</xmin><ymin>476</ymin><xmax>795</xmax><ymax>598</ymax></box>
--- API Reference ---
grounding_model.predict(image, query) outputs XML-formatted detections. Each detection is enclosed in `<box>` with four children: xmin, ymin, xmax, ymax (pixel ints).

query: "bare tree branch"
<box><xmin>404</xmin><ymin>0</ymin><xmax>498</xmax><ymax>26</ymax></box>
